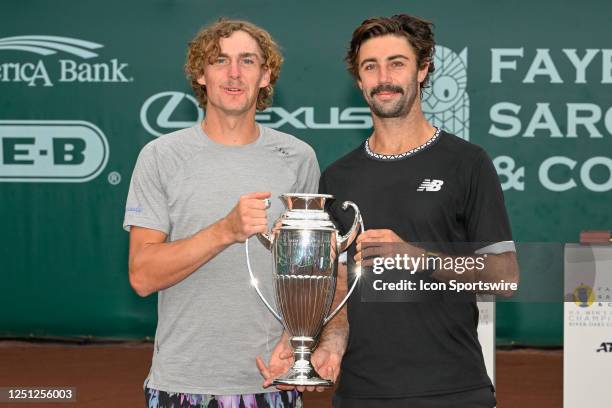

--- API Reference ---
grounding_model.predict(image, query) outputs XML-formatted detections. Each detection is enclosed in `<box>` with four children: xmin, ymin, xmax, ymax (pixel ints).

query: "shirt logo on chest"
<box><xmin>417</xmin><ymin>179</ymin><xmax>444</xmax><ymax>192</ymax></box>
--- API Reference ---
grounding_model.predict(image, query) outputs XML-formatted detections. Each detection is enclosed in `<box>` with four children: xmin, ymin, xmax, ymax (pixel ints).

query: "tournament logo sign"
<box><xmin>573</xmin><ymin>283</ymin><xmax>595</xmax><ymax>308</ymax></box>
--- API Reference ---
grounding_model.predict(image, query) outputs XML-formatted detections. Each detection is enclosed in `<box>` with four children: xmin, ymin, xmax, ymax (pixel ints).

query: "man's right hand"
<box><xmin>223</xmin><ymin>192</ymin><xmax>271</xmax><ymax>243</ymax></box>
<box><xmin>256</xmin><ymin>333</ymin><xmax>295</xmax><ymax>391</ymax></box>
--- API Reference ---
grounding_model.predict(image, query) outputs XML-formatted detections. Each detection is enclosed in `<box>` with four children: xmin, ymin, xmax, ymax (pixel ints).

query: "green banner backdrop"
<box><xmin>2</xmin><ymin>0</ymin><xmax>611</xmax><ymax>345</ymax></box>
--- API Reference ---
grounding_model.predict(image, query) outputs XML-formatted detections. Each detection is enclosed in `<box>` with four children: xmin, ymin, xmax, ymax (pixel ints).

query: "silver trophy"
<box><xmin>245</xmin><ymin>193</ymin><xmax>362</xmax><ymax>386</ymax></box>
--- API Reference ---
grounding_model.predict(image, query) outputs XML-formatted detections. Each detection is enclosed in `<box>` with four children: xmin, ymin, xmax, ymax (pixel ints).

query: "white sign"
<box><xmin>564</xmin><ymin>244</ymin><xmax>612</xmax><ymax>408</ymax></box>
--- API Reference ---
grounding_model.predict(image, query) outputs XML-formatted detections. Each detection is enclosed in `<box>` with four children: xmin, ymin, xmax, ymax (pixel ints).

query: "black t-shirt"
<box><xmin>319</xmin><ymin>130</ymin><xmax>513</xmax><ymax>398</ymax></box>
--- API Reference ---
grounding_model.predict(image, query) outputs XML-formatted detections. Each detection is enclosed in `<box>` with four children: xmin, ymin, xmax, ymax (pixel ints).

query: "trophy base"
<box><xmin>272</xmin><ymin>375</ymin><xmax>333</xmax><ymax>387</ymax></box>
<box><xmin>272</xmin><ymin>365</ymin><xmax>333</xmax><ymax>387</ymax></box>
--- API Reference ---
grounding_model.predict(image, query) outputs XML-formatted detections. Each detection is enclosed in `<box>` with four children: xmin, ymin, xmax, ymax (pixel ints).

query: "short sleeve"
<box><xmin>295</xmin><ymin>146</ymin><xmax>320</xmax><ymax>194</ymax></box>
<box><xmin>464</xmin><ymin>149</ymin><xmax>514</xmax><ymax>252</ymax></box>
<box><xmin>122</xmin><ymin>144</ymin><xmax>170</xmax><ymax>234</ymax></box>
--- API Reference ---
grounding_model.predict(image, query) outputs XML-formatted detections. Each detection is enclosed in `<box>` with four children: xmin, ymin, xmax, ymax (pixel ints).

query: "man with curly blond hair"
<box><xmin>124</xmin><ymin>18</ymin><xmax>319</xmax><ymax>408</ymax></box>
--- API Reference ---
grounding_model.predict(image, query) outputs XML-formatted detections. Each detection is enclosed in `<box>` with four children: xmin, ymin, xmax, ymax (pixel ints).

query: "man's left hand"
<box><xmin>309</xmin><ymin>345</ymin><xmax>342</xmax><ymax>392</ymax></box>
<box><xmin>355</xmin><ymin>229</ymin><xmax>406</xmax><ymax>264</ymax></box>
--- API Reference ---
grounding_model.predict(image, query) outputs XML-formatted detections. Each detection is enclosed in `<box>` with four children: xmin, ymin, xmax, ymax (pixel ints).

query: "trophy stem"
<box><xmin>272</xmin><ymin>345</ymin><xmax>333</xmax><ymax>387</ymax></box>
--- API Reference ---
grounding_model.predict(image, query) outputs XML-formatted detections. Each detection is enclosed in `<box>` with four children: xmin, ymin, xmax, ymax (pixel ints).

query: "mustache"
<box><xmin>370</xmin><ymin>84</ymin><xmax>404</xmax><ymax>97</ymax></box>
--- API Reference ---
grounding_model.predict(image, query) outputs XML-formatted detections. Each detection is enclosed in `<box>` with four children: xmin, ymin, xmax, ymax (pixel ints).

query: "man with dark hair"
<box><xmin>124</xmin><ymin>19</ymin><xmax>319</xmax><ymax>408</ymax></box>
<box><xmin>261</xmin><ymin>13</ymin><xmax>519</xmax><ymax>407</ymax></box>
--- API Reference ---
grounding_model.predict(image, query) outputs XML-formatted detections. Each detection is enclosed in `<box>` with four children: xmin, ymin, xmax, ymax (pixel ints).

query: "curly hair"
<box><xmin>185</xmin><ymin>19</ymin><xmax>283</xmax><ymax>111</ymax></box>
<box><xmin>345</xmin><ymin>14</ymin><xmax>435</xmax><ymax>92</ymax></box>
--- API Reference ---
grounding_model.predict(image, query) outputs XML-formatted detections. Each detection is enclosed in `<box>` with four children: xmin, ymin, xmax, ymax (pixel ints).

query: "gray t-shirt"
<box><xmin>123</xmin><ymin>124</ymin><xmax>320</xmax><ymax>395</ymax></box>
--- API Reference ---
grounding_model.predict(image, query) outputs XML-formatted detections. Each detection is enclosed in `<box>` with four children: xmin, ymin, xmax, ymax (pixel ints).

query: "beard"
<box><xmin>366</xmin><ymin>82</ymin><xmax>418</xmax><ymax>119</ymax></box>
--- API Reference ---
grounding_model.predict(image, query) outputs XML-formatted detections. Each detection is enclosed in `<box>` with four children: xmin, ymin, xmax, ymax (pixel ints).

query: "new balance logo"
<box><xmin>417</xmin><ymin>179</ymin><xmax>444</xmax><ymax>191</ymax></box>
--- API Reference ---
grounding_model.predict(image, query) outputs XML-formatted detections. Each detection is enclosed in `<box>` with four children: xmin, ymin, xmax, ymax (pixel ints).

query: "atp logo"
<box><xmin>596</xmin><ymin>342</ymin><xmax>612</xmax><ymax>352</ymax></box>
<box><xmin>422</xmin><ymin>45</ymin><xmax>469</xmax><ymax>140</ymax></box>
<box><xmin>417</xmin><ymin>179</ymin><xmax>444</xmax><ymax>192</ymax></box>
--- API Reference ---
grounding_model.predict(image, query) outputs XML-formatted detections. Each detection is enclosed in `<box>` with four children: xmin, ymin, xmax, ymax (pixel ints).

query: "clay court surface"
<box><xmin>0</xmin><ymin>341</ymin><xmax>562</xmax><ymax>407</ymax></box>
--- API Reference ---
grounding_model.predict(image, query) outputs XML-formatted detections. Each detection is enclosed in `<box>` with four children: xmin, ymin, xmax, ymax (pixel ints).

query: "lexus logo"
<box><xmin>140</xmin><ymin>91</ymin><xmax>373</xmax><ymax>137</ymax></box>
<box><xmin>140</xmin><ymin>92</ymin><xmax>202</xmax><ymax>137</ymax></box>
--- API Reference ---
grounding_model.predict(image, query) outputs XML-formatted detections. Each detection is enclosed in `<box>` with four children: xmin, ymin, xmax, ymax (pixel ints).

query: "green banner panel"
<box><xmin>3</xmin><ymin>0</ymin><xmax>611</xmax><ymax>345</ymax></box>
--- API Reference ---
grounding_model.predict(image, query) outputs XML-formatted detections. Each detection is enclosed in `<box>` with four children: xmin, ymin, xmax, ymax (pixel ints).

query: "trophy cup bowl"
<box><xmin>245</xmin><ymin>193</ymin><xmax>362</xmax><ymax>386</ymax></box>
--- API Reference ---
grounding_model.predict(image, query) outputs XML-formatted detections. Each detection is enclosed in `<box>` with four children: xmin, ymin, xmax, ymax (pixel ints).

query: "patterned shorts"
<box><xmin>144</xmin><ymin>386</ymin><xmax>302</xmax><ymax>408</ymax></box>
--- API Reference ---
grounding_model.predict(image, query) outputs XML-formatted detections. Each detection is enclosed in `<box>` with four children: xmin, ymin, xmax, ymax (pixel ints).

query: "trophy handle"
<box><xmin>245</xmin><ymin>237</ymin><xmax>283</xmax><ymax>323</ymax></box>
<box><xmin>244</xmin><ymin>197</ymin><xmax>283</xmax><ymax>322</ymax></box>
<box><xmin>337</xmin><ymin>201</ymin><xmax>362</xmax><ymax>253</ymax></box>
<box><xmin>255</xmin><ymin>198</ymin><xmax>274</xmax><ymax>250</ymax></box>
<box><xmin>324</xmin><ymin>202</ymin><xmax>364</xmax><ymax>325</ymax></box>
<box><xmin>256</xmin><ymin>232</ymin><xmax>273</xmax><ymax>250</ymax></box>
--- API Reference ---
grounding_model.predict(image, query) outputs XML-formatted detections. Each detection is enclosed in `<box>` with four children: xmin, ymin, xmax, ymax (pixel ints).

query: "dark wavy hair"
<box><xmin>345</xmin><ymin>14</ymin><xmax>435</xmax><ymax>92</ymax></box>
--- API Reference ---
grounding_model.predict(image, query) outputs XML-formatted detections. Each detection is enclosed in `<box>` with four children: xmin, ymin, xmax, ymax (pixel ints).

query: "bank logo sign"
<box><xmin>0</xmin><ymin>35</ymin><xmax>132</xmax><ymax>86</ymax></box>
<box><xmin>0</xmin><ymin>120</ymin><xmax>109</xmax><ymax>182</ymax></box>
<box><xmin>423</xmin><ymin>46</ymin><xmax>469</xmax><ymax>141</ymax></box>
